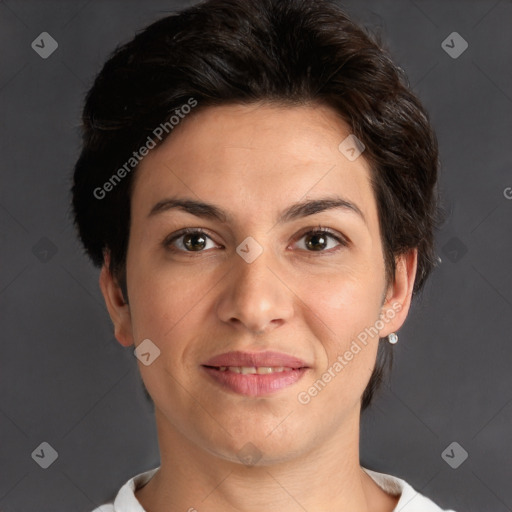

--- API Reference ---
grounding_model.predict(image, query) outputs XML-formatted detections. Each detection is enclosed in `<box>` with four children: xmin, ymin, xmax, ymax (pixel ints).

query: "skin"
<box><xmin>100</xmin><ymin>103</ymin><xmax>417</xmax><ymax>512</ymax></box>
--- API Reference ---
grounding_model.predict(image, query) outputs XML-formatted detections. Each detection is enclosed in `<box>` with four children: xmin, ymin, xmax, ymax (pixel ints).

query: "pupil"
<box><xmin>184</xmin><ymin>233</ymin><xmax>206</xmax><ymax>251</ymax></box>
<box><xmin>307</xmin><ymin>233</ymin><xmax>326</xmax><ymax>251</ymax></box>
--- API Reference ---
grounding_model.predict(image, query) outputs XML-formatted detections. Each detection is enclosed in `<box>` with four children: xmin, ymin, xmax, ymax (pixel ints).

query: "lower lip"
<box><xmin>201</xmin><ymin>366</ymin><xmax>308</xmax><ymax>397</ymax></box>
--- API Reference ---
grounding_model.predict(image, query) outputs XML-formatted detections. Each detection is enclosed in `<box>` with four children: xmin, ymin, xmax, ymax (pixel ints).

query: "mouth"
<box><xmin>201</xmin><ymin>351</ymin><xmax>310</xmax><ymax>396</ymax></box>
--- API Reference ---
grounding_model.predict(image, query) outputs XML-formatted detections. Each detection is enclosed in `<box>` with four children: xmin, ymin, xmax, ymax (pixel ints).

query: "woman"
<box><xmin>72</xmin><ymin>0</ymin><xmax>456</xmax><ymax>510</ymax></box>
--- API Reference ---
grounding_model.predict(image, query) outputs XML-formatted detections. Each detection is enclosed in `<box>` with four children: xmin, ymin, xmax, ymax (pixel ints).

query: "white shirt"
<box><xmin>91</xmin><ymin>466</ymin><xmax>457</xmax><ymax>511</ymax></box>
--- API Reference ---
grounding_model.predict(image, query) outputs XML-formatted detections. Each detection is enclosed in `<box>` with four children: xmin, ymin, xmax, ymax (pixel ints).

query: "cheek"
<box><xmin>126</xmin><ymin>255</ymin><xmax>220</xmax><ymax>343</ymax></box>
<box><xmin>294</xmin><ymin>268</ymin><xmax>383</xmax><ymax>395</ymax></box>
<box><xmin>298</xmin><ymin>265</ymin><xmax>384</xmax><ymax>340</ymax></box>
<box><xmin>126</xmin><ymin>267</ymin><xmax>213</xmax><ymax>399</ymax></box>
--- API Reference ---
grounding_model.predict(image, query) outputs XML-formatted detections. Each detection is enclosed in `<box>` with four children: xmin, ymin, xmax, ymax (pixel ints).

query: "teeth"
<box><xmin>218</xmin><ymin>366</ymin><xmax>293</xmax><ymax>374</ymax></box>
<box><xmin>256</xmin><ymin>367</ymin><xmax>275</xmax><ymax>374</ymax></box>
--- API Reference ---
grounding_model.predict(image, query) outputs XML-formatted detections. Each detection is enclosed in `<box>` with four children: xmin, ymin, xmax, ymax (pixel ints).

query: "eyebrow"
<box><xmin>148</xmin><ymin>196</ymin><xmax>366</xmax><ymax>225</ymax></box>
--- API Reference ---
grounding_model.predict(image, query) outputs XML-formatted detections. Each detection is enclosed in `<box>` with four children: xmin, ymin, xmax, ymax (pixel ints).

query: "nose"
<box><xmin>215</xmin><ymin>242</ymin><xmax>294</xmax><ymax>335</ymax></box>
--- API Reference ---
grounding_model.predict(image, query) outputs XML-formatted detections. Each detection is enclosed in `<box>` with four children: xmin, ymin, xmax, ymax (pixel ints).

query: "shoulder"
<box><xmin>362</xmin><ymin>466</ymin><xmax>457</xmax><ymax>512</ymax></box>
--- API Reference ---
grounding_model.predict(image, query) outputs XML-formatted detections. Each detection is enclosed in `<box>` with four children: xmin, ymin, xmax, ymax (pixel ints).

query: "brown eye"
<box><xmin>182</xmin><ymin>232</ymin><xmax>208</xmax><ymax>251</ymax></box>
<box><xmin>164</xmin><ymin>229</ymin><xmax>217</xmax><ymax>252</ymax></box>
<box><xmin>304</xmin><ymin>232</ymin><xmax>329</xmax><ymax>251</ymax></box>
<box><xmin>295</xmin><ymin>228</ymin><xmax>347</xmax><ymax>253</ymax></box>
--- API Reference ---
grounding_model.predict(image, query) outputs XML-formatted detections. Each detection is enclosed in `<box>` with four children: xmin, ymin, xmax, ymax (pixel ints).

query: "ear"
<box><xmin>99</xmin><ymin>251</ymin><xmax>134</xmax><ymax>347</ymax></box>
<box><xmin>378</xmin><ymin>248</ymin><xmax>418</xmax><ymax>338</ymax></box>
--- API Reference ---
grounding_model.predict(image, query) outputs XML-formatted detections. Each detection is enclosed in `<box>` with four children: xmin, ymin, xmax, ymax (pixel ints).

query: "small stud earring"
<box><xmin>388</xmin><ymin>333</ymin><xmax>398</xmax><ymax>344</ymax></box>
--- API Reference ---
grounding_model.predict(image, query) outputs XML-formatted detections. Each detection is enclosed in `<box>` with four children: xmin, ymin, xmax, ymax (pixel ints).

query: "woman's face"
<box><xmin>103</xmin><ymin>103</ymin><xmax>415</xmax><ymax>465</ymax></box>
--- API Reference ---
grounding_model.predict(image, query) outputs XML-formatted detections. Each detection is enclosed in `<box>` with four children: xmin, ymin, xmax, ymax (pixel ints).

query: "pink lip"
<box><xmin>201</xmin><ymin>351</ymin><xmax>310</xmax><ymax>397</ymax></box>
<box><xmin>202</xmin><ymin>350</ymin><xmax>309</xmax><ymax>368</ymax></box>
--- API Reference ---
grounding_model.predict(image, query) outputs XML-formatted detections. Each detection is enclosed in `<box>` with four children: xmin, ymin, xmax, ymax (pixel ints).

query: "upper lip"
<box><xmin>202</xmin><ymin>350</ymin><xmax>309</xmax><ymax>368</ymax></box>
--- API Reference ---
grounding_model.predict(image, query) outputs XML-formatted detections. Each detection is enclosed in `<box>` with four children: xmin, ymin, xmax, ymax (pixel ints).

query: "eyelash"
<box><xmin>162</xmin><ymin>225</ymin><xmax>348</xmax><ymax>255</ymax></box>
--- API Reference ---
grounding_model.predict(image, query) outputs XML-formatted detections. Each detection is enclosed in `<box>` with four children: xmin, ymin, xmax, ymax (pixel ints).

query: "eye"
<box><xmin>163</xmin><ymin>228</ymin><xmax>219</xmax><ymax>253</ymax></box>
<box><xmin>162</xmin><ymin>225</ymin><xmax>348</xmax><ymax>255</ymax></box>
<box><xmin>293</xmin><ymin>226</ymin><xmax>347</xmax><ymax>253</ymax></box>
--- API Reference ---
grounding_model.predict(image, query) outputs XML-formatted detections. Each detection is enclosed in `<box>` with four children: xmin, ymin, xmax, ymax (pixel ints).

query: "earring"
<box><xmin>388</xmin><ymin>333</ymin><xmax>398</xmax><ymax>344</ymax></box>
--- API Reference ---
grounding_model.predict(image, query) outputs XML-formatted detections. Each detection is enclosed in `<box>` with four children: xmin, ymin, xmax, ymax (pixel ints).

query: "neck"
<box><xmin>135</xmin><ymin>408</ymin><xmax>397</xmax><ymax>512</ymax></box>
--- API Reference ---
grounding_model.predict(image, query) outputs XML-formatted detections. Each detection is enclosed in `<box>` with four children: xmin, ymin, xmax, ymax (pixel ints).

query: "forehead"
<box><xmin>132</xmin><ymin>103</ymin><xmax>377</xmax><ymax>228</ymax></box>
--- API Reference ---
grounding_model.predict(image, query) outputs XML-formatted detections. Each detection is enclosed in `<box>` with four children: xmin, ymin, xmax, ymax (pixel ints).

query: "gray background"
<box><xmin>1</xmin><ymin>0</ymin><xmax>511</xmax><ymax>511</ymax></box>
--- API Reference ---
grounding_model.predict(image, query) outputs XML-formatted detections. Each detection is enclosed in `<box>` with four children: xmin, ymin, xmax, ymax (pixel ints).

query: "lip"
<box><xmin>201</xmin><ymin>350</ymin><xmax>310</xmax><ymax>397</ymax></box>
<box><xmin>202</xmin><ymin>350</ymin><xmax>309</xmax><ymax>369</ymax></box>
